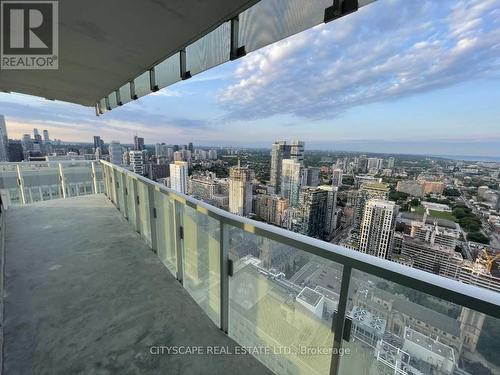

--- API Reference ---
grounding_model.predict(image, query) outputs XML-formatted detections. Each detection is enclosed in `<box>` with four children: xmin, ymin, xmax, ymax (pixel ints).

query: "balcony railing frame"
<box><xmin>100</xmin><ymin>160</ymin><xmax>500</xmax><ymax>375</ymax></box>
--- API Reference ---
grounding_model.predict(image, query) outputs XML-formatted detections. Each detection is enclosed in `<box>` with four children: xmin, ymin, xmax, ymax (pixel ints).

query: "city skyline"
<box><xmin>0</xmin><ymin>0</ymin><xmax>499</xmax><ymax>157</ymax></box>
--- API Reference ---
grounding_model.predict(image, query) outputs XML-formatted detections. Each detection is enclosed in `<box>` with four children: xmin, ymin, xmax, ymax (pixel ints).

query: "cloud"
<box><xmin>217</xmin><ymin>0</ymin><xmax>500</xmax><ymax>120</ymax></box>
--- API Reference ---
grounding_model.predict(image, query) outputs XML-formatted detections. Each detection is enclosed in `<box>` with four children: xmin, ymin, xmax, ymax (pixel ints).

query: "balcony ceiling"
<box><xmin>0</xmin><ymin>0</ymin><xmax>257</xmax><ymax>107</ymax></box>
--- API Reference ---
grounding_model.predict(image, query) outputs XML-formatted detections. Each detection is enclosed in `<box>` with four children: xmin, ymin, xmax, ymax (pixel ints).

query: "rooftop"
<box><xmin>2</xmin><ymin>195</ymin><xmax>271</xmax><ymax>375</ymax></box>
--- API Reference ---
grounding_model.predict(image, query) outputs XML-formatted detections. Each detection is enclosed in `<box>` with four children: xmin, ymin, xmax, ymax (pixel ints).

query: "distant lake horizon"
<box><xmin>426</xmin><ymin>154</ymin><xmax>500</xmax><ymax>162</ymax></box>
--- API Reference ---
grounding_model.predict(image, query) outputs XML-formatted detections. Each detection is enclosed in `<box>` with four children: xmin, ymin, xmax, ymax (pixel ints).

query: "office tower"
<box><xmin>0</xmin><ymin>115</ymin><xmax>8</xmax><ymax>162</ymax></box>
<box><xmin>386</xmin><ymin>157</ymin><xmax>395</xmax><ymax>169</ymax></box>
<box><xmin>33</xmin><ymin>128</ymin><xmax>39</xmax><ymax>137</ymax></box>
<box><xmin>188</xmin><ymin>142</ymin><xmax>194</xmax><ymax>153</ymax></box>
<box><xmin>170</xmin><ymin>161</ymin><xmax>188</xmax><ymax>194</ymax></box>
<box><xmin>155</xmin><ymin>143</ymin><xmax>168</xmax><ymax>158</ymax></box>
<box><xmin>21</xmin><ymin>134</ymin><xmax>32</xmax><ymax>152</ymax></box>
<box><xmin>332</xmin><ymin>168</ymin><xmax>343</xmax><ymax>187</ymax></box>
<box><xmin>134</xmin><ymin>136</ymin><xmax>144</xmax><ymax>151</ymax></box>
<box><xmin>208</xmin><ymin>149</ymin><xmax>217</xmax><ymax>160</ymax></box>
<box><xmin>43</xmin><ymin>130</ymin><xmax>50</xmax><ymax>143</ymax></box>
<box><xmin>109</xmin><ymin>141</ymin><xmax>122</xmax><ymax>165</ymax></box>
<box><xmin>8</xmin><ymin>140</ymin><xmax>24</xmax><ymax>162</ymax></box>
<box><xmin>281</xmin><ymin>159</ymin><xmax>302</xmax><ymax>207</ymax></box>
<box><xmin>129</xmin><ymin>150</ymin><xmax>145</xmax><ymax>175</ymax></box>
<box><xmin>290</xmin><ymin>140</ymin><xmax>304</xmax><ymax>165</ymax></box>
<box><xmin>229</xmin><ymin>163</ymin><xmax>253</xmax><ymax>216</ymax></box>
<box><xmin>270</xmin><ymin>141</ymin><xmax>291</xmax><ymax>194</ymax></box>
<box><xmin>93</xmin><ymin>136</ymin><xmax>101</xmax><ymax>152</ymax></box>
<box><xmin>359</xmin><ymin>199</ymin><xmax>398</xmax><ymax>259</ymax></box>
<box><xmin>301</xmin><ymin>167</ymin><xmax>320</xmax><ymax>187</ymax></box>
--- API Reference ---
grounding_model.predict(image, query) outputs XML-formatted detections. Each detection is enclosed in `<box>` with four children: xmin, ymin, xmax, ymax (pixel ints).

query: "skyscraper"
<box><xmin>43</xmin><ymin>129</ymin><xmax>50</xmax><ymax>143</ymax></box>
<box><xmin>332</xmin><ymin>168</ymin><xmax>343</xmax><ymax>188</ymax></box>
<box><xmin>301</xmin><ymin>167</ymin><xmax>320</xmax><ymax>187</ymax></box>
<box><xmin>134</xmin><ymin>136</ymin><xmax>144</xmax><ymax>151</ymax></box>
<box><xmin>281</xmin><ymin>159</ymin><xmax>302</xmax><ymax>207</ymax></box>
<box><xmin>229</xmin><ymin>163</ymin><xmax>253</xmax><ymax>216</ymax></box>
<box><xmin>270</xmin><ymin>141</ymin><xmax>290</xmax><ymax>194</ymax></box>
<box><xmin>0</xmin><ymin>115</ymin><xmax>8</xmax><ymax>162</ymax></box>
<box><xmin>170</xmin><ymin>161</ymin><xmax>188</xmax><ymax>194</ymax></box>
<box><xmin>359</xmin><ymin>199</ymin><xmax>398</xmax><ymax>259</ymax></box>
<box><xmin>109</xmin><ymin>141</ymin><xmax>122</xmax><ymax>165</ymax></box>
<box><xmin>355</xmin><ymin>182</ymin><xmax>390</xmax><ymax>230</ymax></box>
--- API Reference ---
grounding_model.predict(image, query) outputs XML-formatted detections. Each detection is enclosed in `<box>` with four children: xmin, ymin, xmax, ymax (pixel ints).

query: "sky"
<box><xmin>1</xmin><ymin>0</ymin><xmax>500</xmax><ymax>157</ymax></box>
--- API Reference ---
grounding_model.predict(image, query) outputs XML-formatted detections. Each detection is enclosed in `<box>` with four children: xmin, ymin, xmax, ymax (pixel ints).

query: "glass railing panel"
<box><xmin>115</xmin><ymin>173</ymin><xmax>125</xmax><ymax>212</ymax></box>
<box><xmin>21</xmin><ymin>168</ymin><xmax>60</xmax><ymax>189</ymax></box>
<box><xmin>118</xmin><ymin>82</ymin><xmax>132</xmax><ymax>105</ymax></box>
<box><xmin>181</xmin><ymin>204</ymin><xmax>220</xmax><ymax>325</ymax></box>
<box><xmin>155</xmin><ymin>52</ymin><xmax>181</xmax><ymax>90</ymax></box>
<box><xmin>186</xmin><ymin>22</ymin><xmax>231</xmax><ymax>76</ymax></box>
<box><xmin>239</xmin><ymin>0</ymin><xmax>332</xmax><ymax>54</ymax></box>
<box><xmin>337</xmin><ymin>269</ymin><xmax>500</xmax><ymax>375</ymax></box>
<box><xmin>154</xmin><ymin>190</ymin><xmax>176</xmax><ymax>276</ymax></box>
<box><xmin>226</xmin><ymin>224</ymin><xmax>344</xmax><ymax>375</ymax></box>
<box><xmin>133</xmin><ymin>71</ymin><xmax>151</xmax><ymax>99</ymax></box>
<box><xmin>136</xmin><ymin>180</ymin><xmax>151</xmax><ymax>245</ymax></box>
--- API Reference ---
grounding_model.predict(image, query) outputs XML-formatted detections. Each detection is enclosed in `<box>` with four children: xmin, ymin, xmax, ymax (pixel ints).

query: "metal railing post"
<box><xmin>121</xmin><ymin>172</ymin><xmax>129</xmax><ymax>219</ymax></box>
<box><xmin>16</xmin><ymin>164</ymin><xmax>26</xmax><ymax>205</ymax></box>
<box><xmin>148</xmin><ymin>185</ymin><xmax>157</xmax><ymax>253</ymax></box>
<box><xmin>132</xmin><ymin>178</ymin><xmax>140</xmax><ymax>233</ymax></box>
<box><xmin>219</xmin><ymin>221</ymin><xmax>229</xmax><ymax>333</ymax></box>
<box><xmin>58</xmin><ymin>163</ymin><xmax>67</xmax><ymax>198</ymax></box>
<box><xmin>330</xmin><ymin>266</ymin><xmax>352</xmax><ymax>375</ymax></box>
<box><xmin>173</xmin><ymin>200</ymin><xmax>184</xmax><ymax>284</ymax></box>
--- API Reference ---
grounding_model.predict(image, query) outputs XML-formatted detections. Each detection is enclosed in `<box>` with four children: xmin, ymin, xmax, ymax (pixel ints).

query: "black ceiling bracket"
<box><xmin>324</xmin><ymin>0</ymin><xmax>359</xmax><ymax>23</ymax></box>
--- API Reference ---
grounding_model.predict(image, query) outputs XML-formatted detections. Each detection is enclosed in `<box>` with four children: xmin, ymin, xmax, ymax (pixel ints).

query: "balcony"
<box><xmin>1</xmin><ymin>161</ymin><xmax>500</xmax><ymax>375</ymax></box>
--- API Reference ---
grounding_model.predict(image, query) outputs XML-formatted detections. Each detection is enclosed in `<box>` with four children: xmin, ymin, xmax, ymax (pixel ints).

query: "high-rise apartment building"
<box><xmin>0</xmin><ymin>115</ymin><xmax>8</xmax><ymax>162</ymax></box>
<box><xmin>170</xmin><ymin>161</ymin><xmax>188</xmax><ymax>194</ymax></box>
<box><xmin>293</xmin><ymin>185</ymin><xmax>337</xmax><ymax>240</ymax></box>
<box><xmin>229</xmin><ymin>163</ymin><xmax>253</xmax><ymax>216</ymax></box>
<box><xmin>252</xmin><ymin>194</ymin><xmax>288</xmax><ymax>227</ymax></box>
<box><xmin>43</xmin><ymin>130</ymin><xmax>50</xmax><ymax>143</ymax></box>
<box><xmin>109</xmin><ymin>141</ymin><xmax>122</xmax><ymax>165</ymax></box>
<box><xmin>359</xmin><ymin>199</ymin><xmax>398</xmax><ymax>259</ymax></box>
<box><xmin>301</xmin><ymin>167</ymin><xmax>320</xmax><ymax>187</ymax></box>
<box><xmin>270</xmin><ymin>141</ymin><xmax>290</xmax><ymax>194</ymax></box>
<box><xmin>290</xmin><ymin>140</ymin><xmax>304</xmax><ymax>165</ymax></box>
<box><xmin>134</xmin><ymin>136</ymin><xmax>144</xmax><ymax>151</ymax></box>
<box><xmin>332</xmin><ymin>168</ymin><xmax>343</xmax><ymax>188</ymax></box>
<box><xmin>281</xmin><ymin>159</ymin><xmax>302</xmax><ymax>207</ymax></box>
<box><xmin>129</xmin><ymin>150</ymin><xmax>146</xmax><ymax>175</ymax></box>
<box><xmin>367</xmin><ymin>158</ymin><xmax>383</xmax><ymax>174</ymax></box>
<box><xmin>355</xmin><ymin>182</ymin><xmax>390</xmax><ymax>230</ymax></box>
<box><xmin>8</xmin><ymin>140</ymin><xmax>24</xmax><ymax>162</ymax></box>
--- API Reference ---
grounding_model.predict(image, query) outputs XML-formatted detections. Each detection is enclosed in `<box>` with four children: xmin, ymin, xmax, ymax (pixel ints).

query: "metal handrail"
<box><xmin>100</xmin><ymin>160</ymin><xmax>500</xmax><ymax>319</ymax></box>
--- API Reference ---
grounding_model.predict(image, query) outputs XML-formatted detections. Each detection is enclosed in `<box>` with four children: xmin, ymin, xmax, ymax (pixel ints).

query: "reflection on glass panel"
<box><xmin>227</xmin><ymin>224</ymin><xmax>343</xmax><ymax>375</ymax></box>
<box><xmin>134</xmin><ymin>71</ymin><xmax>151</xmax><ymax>99</ymax></box>
<box><xmin>154</xmin><ymin>190</ymin><xmax>176</xmax><ymax>275</ymax></box>
<box><xmin>182</xmin><ymin>205</ymin><xmax>220</xmax><ymax>325</ymax></box>
<box><xmin>239</xmin><ymin>0</ymin><xmax>331</xmax><ymax>53</ymax></box>
<box><xmin>186</xmin><ymin>22</ymin><xmax>231</xmax><ymax>76</ymax></box>
<box><xmin>155</xmin><ymin>52</ymin><xmax>181</xmax><ymax>90</ymax></box>
<box><xmin>118</xmin><ymin>83</ymin><xmax>132</xmax><ymax>105</ymax></box>
<box><xmin>136</xmin><ymin>181</ymin><xmax>151</xmax><ymax>245</ymax></box>
<box><xmin>22</xmin><ymin>168</ymin><xmax>60</xmax><ymax>188</ymax></box>
<box><xmin>338</xmin><ymin>269</ymin><xmax>499</xmax><ymax>375</ymax></box>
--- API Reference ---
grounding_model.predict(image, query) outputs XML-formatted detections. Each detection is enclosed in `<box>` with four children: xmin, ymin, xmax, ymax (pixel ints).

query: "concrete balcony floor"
<box><xmin>2</xmin><ymin>194</ymin><xmax>272</xmax><ymax>375</ymax></box>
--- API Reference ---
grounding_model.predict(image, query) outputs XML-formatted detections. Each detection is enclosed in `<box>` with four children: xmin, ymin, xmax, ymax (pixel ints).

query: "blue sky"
<box><xmin>1</xmin><ymin>0</ymin><xmax>500</xmax><ymax>156</ymax></box>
